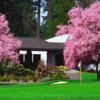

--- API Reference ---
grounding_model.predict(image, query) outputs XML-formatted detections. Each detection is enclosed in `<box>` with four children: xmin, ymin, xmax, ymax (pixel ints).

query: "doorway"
<box><xmin>55</xmin><ymin>52</ymin><xmax>64</xmax><ymax>66</ymax></box>
<box><xmin>33</xmin><ymin>54</ymin><xmax>41</xmax><ymax>68</ymax></box>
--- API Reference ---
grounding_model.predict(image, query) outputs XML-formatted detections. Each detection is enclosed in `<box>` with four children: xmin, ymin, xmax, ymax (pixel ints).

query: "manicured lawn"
<box><xmin>0</xmin><ymin>72</ymin><xmax>100</xmax><ymax>100</ymax></box>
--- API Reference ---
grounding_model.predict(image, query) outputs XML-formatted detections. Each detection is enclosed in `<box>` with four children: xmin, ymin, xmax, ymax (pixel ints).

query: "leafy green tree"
<box><xmin>17</xmin><ymin>1</ymin><xmax>37</xmax><ymax>37</ymax></box>
<box><xmin>78</xmin><ymin>0</ymin><xmax>96</xmax><ymax>8</ymax></box>
<box><xmin>42</xmin><ymin>0</ymin><xmax>75</xmax><ymax>39</ymax></box>
<box><xmin>0</xmin><ymin>0</ymin><xmax>37</xmax><ymax>37</ymax></box>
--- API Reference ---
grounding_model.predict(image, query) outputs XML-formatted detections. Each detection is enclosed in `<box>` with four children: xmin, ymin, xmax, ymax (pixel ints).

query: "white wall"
<box><xmin>19</xmin><ymin>50</ymin><xmax>47</xmax><ymax>65</ymax></box>
<box><xmin>31</xmin><ymin>51</ymin><xmax>47</xmax><ymax>65</ymax></box>
<box><xmin>19</xmin><ymin>50</ymin><xmax>27</xmax><ymax>62</ymax></box>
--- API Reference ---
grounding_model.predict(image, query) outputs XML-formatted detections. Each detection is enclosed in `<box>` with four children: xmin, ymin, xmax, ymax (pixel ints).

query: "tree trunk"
<box><xmin>48</xmin><ymin>0</ymin><xmax>51</xmax><ymax>19</ymax></box>
<box><xmin>96</xmin><ymin>62</ymin><xmax>100</xmax><ymax>81</ymax></box>
<box><xmin>48</xmin><ymin>0</ymin><xmax>51</xmax><ymax>36</ymax></box>
<box><xmin>37</xmin><ymin>0</ymin><xmax>41</xmax><ymax>37</ymax></box>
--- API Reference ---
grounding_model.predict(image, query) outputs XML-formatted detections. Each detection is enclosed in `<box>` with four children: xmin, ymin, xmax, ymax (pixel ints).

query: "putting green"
<box><xmin>0</xmin><ymin>72</ymin><xmax>100</xmax><ymax>100</ymax></box>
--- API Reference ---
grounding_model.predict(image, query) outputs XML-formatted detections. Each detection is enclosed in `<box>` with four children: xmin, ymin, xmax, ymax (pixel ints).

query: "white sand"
<box><xmin>51</xmin><ymin>81</ymin><xmax>68</xmax><ymax>85</ymax></box>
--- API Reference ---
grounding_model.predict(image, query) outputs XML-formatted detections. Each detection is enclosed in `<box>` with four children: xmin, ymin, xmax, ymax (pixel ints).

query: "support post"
<box><xmin>79</xmin><ymin>62</ymin><xmax>82</xmax><ymax>85</ymax></box>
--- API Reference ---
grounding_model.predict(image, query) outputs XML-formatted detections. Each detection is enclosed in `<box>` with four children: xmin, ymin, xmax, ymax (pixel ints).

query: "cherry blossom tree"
<box><xmin>0</xmin><ymin>14</ymin><xmax>21</xmax><ymax>64</ymax></box>
<box><xmin>56</xmin><ymin>0</ymin><xmax>100</xmax><ymax>80</ymax></box>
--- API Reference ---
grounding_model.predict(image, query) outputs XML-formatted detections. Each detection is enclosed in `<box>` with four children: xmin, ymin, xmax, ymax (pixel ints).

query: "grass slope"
<box><xmin>0</xmin><ymin>72</ymin><xmax>100</xmax><ymax>100</ymax></box>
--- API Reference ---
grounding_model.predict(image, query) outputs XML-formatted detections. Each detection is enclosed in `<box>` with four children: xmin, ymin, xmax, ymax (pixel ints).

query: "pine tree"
<box><xmin>42</xmin><ymin>0</ymin><xmax>75</xmax><ymax>39</ymax></box>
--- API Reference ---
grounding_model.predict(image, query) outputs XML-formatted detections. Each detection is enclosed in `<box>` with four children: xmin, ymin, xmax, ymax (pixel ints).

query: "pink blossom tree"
<box><xmin>0</xmin><ymin>14</ymin><xmax>21</xmax><ymax>64</ymax></box>
<box><xmin>56</xmin><ymin>1</ymin><xmax>100</xmax><ymax>80</ymax></box>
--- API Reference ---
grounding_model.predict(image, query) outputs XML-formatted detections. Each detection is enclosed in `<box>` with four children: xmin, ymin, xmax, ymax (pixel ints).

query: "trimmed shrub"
<box><xmin>33</xmin><ymin>75</ymin><xmax>39</xmax><ymax>82</ymax></box>
<box><xmin>0</xmin><ymin>76</ymin><xmax>5</xmax><ymax>82</ymax></box>
<box><xmin>0</xmin><ymin>63</ymin><xmax>6</xmax><ymax>76</ymax></box>
<box><xmin>62</xmin><ymin>73</ymin><xmax>70</xmax><ymax>79</ymax></box>
<box><xmin>4</xmin><ymin>61</ymin><xmax>25</xmax><ymax>76</ymax></box>
<box><xmin>7</xmin><ymin>74</ymin><xmax>16</xmax><ymax>80</ymax></box>
<box><xmin>28</xmin><ymin>80</ymin><xmax>34</xmax><ymax>83</ymax></box>
<box><xmin>52</xmin><ymin>72</ymin><xmax>64</xmax><ymax>80</ymax></box>
<box><xmin>24</xmin><ymin>75</ymin><xmax>34</xmax><ymax>82</ymax></box>
<box><xmin>23</xmin><ymin>69</ymin><xmax>35</xmax><ymax>77</ymax></box>
<box><xmin>9</xmin><ymin>79</ymin><xmax>17</xmax><ymax>82</ymax></box>
<box><xmin>4</xmin><ymin>74</ymin><xmax>19</xmax><ymax>82</ymax></box>
<box><xmin>36</xmin><ymin>79</ymin><xmax>43</xmax><ymax>82</ymax></box>
<box><xmin>35</xmin><ymin>60</ymin><xmax>53</xmax><ymax>77</ymax></box>
<box><xmin>54</xmin><ymin>66</ymin><xmax>67</xmax><ymax>72</ymax></box>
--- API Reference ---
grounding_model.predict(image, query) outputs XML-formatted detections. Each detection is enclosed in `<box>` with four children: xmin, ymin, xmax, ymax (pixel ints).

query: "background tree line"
<box><xmin>0</xmin><ymin>0</ymin><xmax>97</xmax><ymax>39</ymax></box>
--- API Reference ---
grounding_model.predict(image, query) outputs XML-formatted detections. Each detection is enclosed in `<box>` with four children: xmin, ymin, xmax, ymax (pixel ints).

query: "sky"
<box><xmin>35</xmin><ymin>8</ymin><xmax>47</xmax><ymax>24</ymax></box>
<box><xmin>40</xmin><ymin>8</ymin><xmax>47</xmax><ymax>24</ymax></box>
<box><xmin>35</xmin><ymin>1</ymin><xmax>48</xmax><ymax>24</ymax></box>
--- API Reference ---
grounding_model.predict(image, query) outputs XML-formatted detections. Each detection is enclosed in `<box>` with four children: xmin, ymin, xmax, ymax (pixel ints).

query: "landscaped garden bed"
<box><xmin>0</xmin><ymin>60</ymin><xmax>70</xmax><ymax>84</ymax></box>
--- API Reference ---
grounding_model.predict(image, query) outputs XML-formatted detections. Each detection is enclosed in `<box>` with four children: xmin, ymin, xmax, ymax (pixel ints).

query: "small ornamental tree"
<box><xmin>0</xmin><ymin>14</ymin><xmax>21</xmax><ymax>64</ymax></box>
<box><xmin>56</xmin><ymin>1</ymin><xmax>100</xmax><ymax>81</ymax></box>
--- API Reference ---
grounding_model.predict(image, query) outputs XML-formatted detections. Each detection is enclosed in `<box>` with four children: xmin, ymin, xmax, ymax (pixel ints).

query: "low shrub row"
<box><xmin>0</xmin><ymin>74</ymin><xmax>19</xmax><ymax>82</ymax></box>
<box><xmin>0</xmin><ymin>72</ymin><xmax>70</xmax><ymax>83</ymax></box>
<box><xmin>0</xmin><ymin>60</ymin><xmax>70</xmax><ymax>83</ymax></box>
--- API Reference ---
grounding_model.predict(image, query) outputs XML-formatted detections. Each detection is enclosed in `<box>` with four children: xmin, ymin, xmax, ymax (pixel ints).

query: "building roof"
<box><xmin>17</xmin><ymin>37</ymin><xmax>64</xmax><ymax>51</ymax></box>
<box><xmin>46</xmin><ymin>34</ymin><xmax>70</xmax><ymax>43</ymax></box>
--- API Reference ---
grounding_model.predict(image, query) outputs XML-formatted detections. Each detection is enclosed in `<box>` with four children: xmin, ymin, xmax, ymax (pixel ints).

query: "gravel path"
<box><xmin>64</xmin><ymin>70</ymin><xmax>80</xmax><ymax>80</ymax></box>
<box><xmin>64</xmin><ymin>69</ymin><xmax>79</xmax><ymax>73</ymax></box>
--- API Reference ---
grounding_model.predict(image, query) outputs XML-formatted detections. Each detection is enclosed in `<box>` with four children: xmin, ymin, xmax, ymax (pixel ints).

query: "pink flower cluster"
<box><xmin>0</xmin><ymin>14</ymin><xmax>21</xmax><ymax>64</ymax></box>
<box><xmin>56</xmin><ymin>1</ymin><xmax>100</xmax><ymax>69</ymax></box>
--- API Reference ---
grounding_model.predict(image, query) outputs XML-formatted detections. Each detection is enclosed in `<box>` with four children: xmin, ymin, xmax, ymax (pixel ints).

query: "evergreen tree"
<box><xmin>17</xmin><ymin>1</ymin><xmax>37</xmax><ymax>37</ymax></box>
<box><xmin>42</xmin><ymin>0</ymin><xmax>75</xmax><ymax>39</ymax></box>
<box><xmin>78</xmin><ymin>0</ymin><xmax>97</xmax><ymax>8</ymax></box>
<box><xmin>0</xmin><ymin>0</ymin><xmax>37</xmax><ymax>37</ymax></box>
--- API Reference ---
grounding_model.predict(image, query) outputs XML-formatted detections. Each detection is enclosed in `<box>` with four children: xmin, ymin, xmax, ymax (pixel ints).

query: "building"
<box><xmin>17</xmin><ymin>34</ymin><xmax>69</xmax><ymax>70</ymax></box>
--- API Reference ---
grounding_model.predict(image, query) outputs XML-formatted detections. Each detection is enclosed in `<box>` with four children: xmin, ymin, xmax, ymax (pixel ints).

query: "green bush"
<box><xmin>7</xmin><ymin>74</ymin><xmax>16</xmax><ymax>80</ymax></box>
<box><xmin>6</xmin><ymin>74</ymin><xmax>16</xmax><ymax>81</ymax></box>
<box><xmin>14</xmin><ymin>77</ymin><xmax>20</xmax><ymax>82</ymax></box>
<box><xmin>35</xmin><ymin>60</ymin><xmax>52</xmax><ymax>77</ymax></box>
<box><xmin>2</xmin><ymin>76</ymin><xmax>7</xmax><ymax>82</ymax></box>
<box><xmin>62</xmin><ymin>73</ymin><xmax>70</xmax><ymax>79</ymax></box>
<box><xmin>4</xmin><ymin>61</ymin><xmax>25</xmax><ymax>76</ymax></box>
<box><xmin>0</xmin><ymin>76</ymin><xmax>5</xmax><ymax>82</ymax></box>
<box><xmin>4</xmin><ymin>74</ymin><xmax>19</xmax><ymax>82</ymax></box>
<box><xmin>36</xmin><ymin>79</ymin><xmax>43</xmax><ymax>82</ymax></box>
<box><xmin>33</xmin><ymin>75</ymin><xmax>39</xmax><ymax>82</ymax></box>
<box><xmin>23</xmin><ymin>69</ymin><xmax>35</xmax><ymax>77</ymax></box>
<box><xmin>24</xmin><ymin>75</ymin><xmax>34</xmax><ymax>82</ymax></box>
<box><xmin>0</xmin><ymin>63</ymin><xmax>6</xmax><ymax>76</ymax></box>
<box><xmin>52</xmin><ymin>72</ymin><xmax>64</xmax><ymax>80</ymax></box>
<box><xmin>9</xmin><ymin>79</ymin><xmax>17</xmax><ymax>82</ymax></box>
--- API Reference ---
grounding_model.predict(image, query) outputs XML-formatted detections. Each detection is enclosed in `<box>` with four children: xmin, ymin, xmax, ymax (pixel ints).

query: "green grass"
<box><xmin>0</xmin><ymin>72</ymin><xmax>100</xmax><ymax>100</ymax></box>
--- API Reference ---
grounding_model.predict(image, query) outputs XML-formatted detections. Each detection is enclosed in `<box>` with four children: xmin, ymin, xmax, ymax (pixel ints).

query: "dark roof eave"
<box><xmin>19</xmin><ymin>47</ymin><xmax>64</xmax><ymax>51</ymax></box>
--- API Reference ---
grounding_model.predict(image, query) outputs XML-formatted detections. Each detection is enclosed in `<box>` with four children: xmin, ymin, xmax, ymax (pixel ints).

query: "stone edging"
<box><xmin>0</xmin><ymin>82</ymin><xmax>27</xmax><ymax>85</ymax></box>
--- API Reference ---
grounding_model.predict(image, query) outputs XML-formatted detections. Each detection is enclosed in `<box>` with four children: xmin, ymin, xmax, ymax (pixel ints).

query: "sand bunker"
<box><xmin>51</xmin><ymin>81</ymin><xmax>68</xmax><ymax>85</ymax></box>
